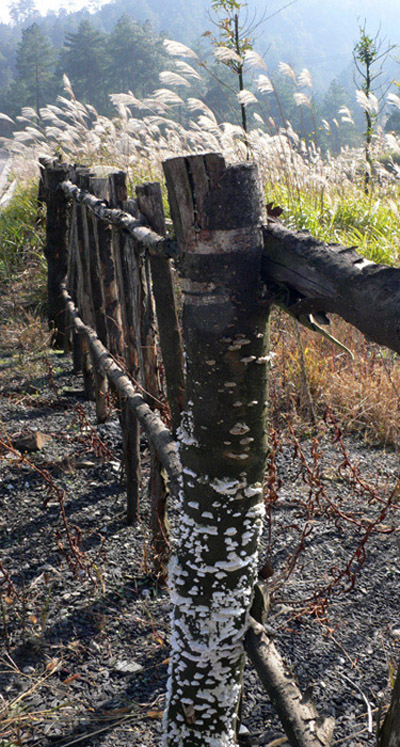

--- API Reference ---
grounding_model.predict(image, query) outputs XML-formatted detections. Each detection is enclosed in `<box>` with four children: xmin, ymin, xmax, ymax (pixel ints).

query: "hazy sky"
<box><xmin>0</xmin><ymin>0</ymin><xmax>399</xmax><ymax>35</ymax></box>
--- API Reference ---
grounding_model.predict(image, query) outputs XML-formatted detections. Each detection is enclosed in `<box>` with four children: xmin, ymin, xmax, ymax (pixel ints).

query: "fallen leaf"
<box><xmin>63</xmin><ymin>673</ymin><xmax>82</xmax><ymax>684</ymax></box>
<box><xmin>46</xmin><ymin>658</ymin><xmax>60</xmax><ymax>673</ymax></box>
<box><xmin>146</xmin><ymin>710</ymin><xmax>164</xmax><ymax>719</ymax></box>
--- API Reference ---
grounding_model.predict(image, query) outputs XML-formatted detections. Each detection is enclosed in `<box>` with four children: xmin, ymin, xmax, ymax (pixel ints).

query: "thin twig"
<box><xmin>341</xmin><ymin>672</ymin><xmax>373</xmax><ymax>734</ymax></box>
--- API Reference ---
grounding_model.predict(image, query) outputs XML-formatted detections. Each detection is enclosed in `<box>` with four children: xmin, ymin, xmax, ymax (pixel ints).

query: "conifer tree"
<box><xmin>107</xmin><ymin>15</ymin><xmax>166</xmax><ymax>97</ymax></box>
<box><xmin>15</xmin><ymin>22</ymin><xmax>55</xmax><ymax>113</ymax></box>
<box><xmin>60</xmin><ymin>20</ymin><xmax>108</xmax><ymax>110</ymax></box>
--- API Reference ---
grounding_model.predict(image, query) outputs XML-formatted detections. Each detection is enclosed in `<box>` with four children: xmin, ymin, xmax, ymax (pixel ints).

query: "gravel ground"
<box><xmin>0</xmin><ymin>298</ymin><xmax>399</xmax><ymax>746</ymax></box>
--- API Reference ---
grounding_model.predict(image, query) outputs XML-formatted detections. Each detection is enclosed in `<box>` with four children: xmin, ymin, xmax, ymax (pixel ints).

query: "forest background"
<box><xmin>2</xmin><ymin>0</ymin><xmax>400</xmax><ymax>151</ymax></box>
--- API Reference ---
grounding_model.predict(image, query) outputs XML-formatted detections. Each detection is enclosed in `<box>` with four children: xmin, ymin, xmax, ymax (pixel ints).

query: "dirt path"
<box><xmin>0</xmin><ymin>291</ymin><xmax>399</xmax><ymax>746</ymax></box>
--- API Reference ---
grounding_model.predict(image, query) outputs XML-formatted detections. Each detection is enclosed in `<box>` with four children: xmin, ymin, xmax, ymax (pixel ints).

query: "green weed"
<box><xmin>0</xmin><ymin>182</ymin><xmax>46</xmax><ymax>283</ymax></box>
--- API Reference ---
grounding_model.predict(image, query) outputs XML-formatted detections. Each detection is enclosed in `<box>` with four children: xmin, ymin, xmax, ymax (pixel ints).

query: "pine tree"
<box><xmin>15</xmin><ymin>22</ymin><xmax>55</xmax><ymax>113</ymax></box>
<box><xmin>107</xmin><ymin>15</ymin><xmax>166</xmax><ymax>97</ymax></box>
<box><xmin>60</xmin><ymin>20</ymin><xmax>108</xmax><ymax>110</ymax></box>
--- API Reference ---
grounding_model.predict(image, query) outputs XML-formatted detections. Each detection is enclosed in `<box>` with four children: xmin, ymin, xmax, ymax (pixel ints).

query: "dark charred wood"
<box><xmin>42</xmin><ymin>164</ymin><xmax>70</xmax><ymax>347</ymax></box>
<box><xmin>136</xmin><ymin>182</ymin><xmax>185</xmax><ymax>435</ymax></box>
<box><xmin>108</xmin><ymin>172</ymin><xmax>141</xmax><ymax>526</ymax></box>
<box><xmin>162</xmin><ymin>152</ymin><xmax>271</xmax><ymax>746</ymax></box>
<box><xmin>262</xmin><ymin>222</ymin><xmax>400</xmax><ymax>355</ymax></box>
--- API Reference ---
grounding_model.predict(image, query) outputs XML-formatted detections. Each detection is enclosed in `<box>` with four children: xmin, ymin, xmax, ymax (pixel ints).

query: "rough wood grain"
<box><xmin>162</xmin><ymin>152</ymin><xmax>271</xmax><ymax>747</ymax></box>
<box><xmin>60</xmin><ymin>180</ymin><xmax>178</xmax><ymax>259</ymax></box>
<box><xmin>42</xmin><ymin>164</ymin><xmax>70</xmax><ymax>347</ymax></box>
<box><xmin>136</xmin><ymin>182</ymin><xmax>185</xmax><ymax>436</ymax></box>
<box><xmin>108</xmin><ymin>172</ymin><xmax>141</xmax><ymax>526</ymax></box>
<box><xmin>262</xmin><ymin>222</ymin><xmax>400</xmax><ymax>355</ymax></box>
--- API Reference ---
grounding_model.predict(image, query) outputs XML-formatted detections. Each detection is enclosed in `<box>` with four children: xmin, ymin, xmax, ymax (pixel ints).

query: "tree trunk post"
<box><xmin>69</xmin><ymin>167</ymin><xmax>96</xmax><ymax>400</ymax></box>
<box><xmin>95</xmin><ymin>176</ymin><xmax>125</xmax><ymax>360</ymax></box>
<box><xmin>112</xmin><ymin>175</ymin><xmax>168</xmax><ymax>568</ymax></box>
<box><xmin>42</xmin><ymin>162</ymin><xmax>70</xmax><ymax>348</ymax></box>
<box><xmin>65</xmin><ymin>201</ymin><xmax>83</xmax><ymax>372</ymax></box>
<box><xmin>162</xmin><ymin>152</ymin><xmax>270</xmax><ymax>746</ymax></box>
<box><xmin>74</xmin><ymin>170</ymin><xmax>106</xmax><ymax>410</ymax></box>
<box><xmin>78</xmin><ymin>173</ymin><xmax>109</xmax><ymax>423</ymax></box>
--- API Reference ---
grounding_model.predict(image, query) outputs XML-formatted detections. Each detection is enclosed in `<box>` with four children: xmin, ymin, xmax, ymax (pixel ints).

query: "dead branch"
<box><xmin>245</xmin><ymin>618</ymin><xmax>335</xmax><ymax>747</ymax></box>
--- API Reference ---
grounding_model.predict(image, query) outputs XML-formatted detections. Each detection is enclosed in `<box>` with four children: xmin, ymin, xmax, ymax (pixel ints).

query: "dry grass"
<box><xmin>270</xmin><ymin>311</ymin><xmax>400</xmax><ymax>449</ymax></box>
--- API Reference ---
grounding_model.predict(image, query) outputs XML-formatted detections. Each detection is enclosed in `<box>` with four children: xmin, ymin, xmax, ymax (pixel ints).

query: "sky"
<box><xmin>1</xmin><ymin>0</ymin><xmax>399</xmax><ymax>25</ymax></box>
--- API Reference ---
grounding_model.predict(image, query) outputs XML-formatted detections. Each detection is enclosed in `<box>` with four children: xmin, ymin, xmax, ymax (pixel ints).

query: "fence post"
<box><xmin>108</xmin><ymin>172</ymin><xmax>141</xmax><ymax>526</ymax></box>
<box><xmin>42</xmin><ymin>162</ymin><xmax>70</xmax><ymax>348</ymax></box>
<box><xmin>68</xmin><ymin>167</ymin><xmax>96</xmax><ymax>400</ymax></box>
<box><xmin>65</xmin><ymin>189</ymin><xmax>83</xmax><ymax>373</ymax></box>
<box><xmin>136</xmin><ymin>182</ymin><xmax>185</xmax><ymax>436</ymax></box>
<box><xmin>162</xmin><ymin>153</ymin><xmax>270</xmax><ymax>745</ymax></box>
<box><xmin>76</xmin><ymin>172</ymin><xmax>109</xmax><ymax>423</ymax></box>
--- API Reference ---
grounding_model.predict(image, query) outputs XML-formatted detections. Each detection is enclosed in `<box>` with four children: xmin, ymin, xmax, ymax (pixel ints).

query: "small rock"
<box><xmin>13</xmin><ymin>429</ymin><xmax>52</xmax><ymax>452</ymax></box>
<box><xmin>114</xmin><ymin>660</ymin><xmax>143</xmax><ymax>674</ymax></box>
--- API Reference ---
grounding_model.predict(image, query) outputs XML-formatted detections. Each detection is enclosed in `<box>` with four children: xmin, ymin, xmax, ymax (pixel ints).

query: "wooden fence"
<box><xmin>39</xmin><ymin>152</ymin><xmax>400</xmax><ymax>747</ymax></box>
<box><xmin>40</xmin><ymin>158</ymin><xmax>189</xmax><ymax>586</ymax></box>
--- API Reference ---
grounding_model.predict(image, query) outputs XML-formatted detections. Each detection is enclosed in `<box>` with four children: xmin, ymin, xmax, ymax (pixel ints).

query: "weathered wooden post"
<box><xmin>78</xmin><ymin>173</ymin><xmax>109</xmax><ymax>423</ymax></box>
<box><xmin>162</xmin><ymin>153</ymin><xmax>270</xmax><ymax>746</ymax></box>
<box><xmin>41</xmin><ymin>161</ymin><xmax>70</xmax><ymax>348</ymax></box>
<box><xmin>67</xmin><ymin>167</ymin><xmax>95</xmax><ymax>400</ymax></box>
<box><xmin>107</xmin><ymin>172</ymin><xmax>141</xmax><ymax>526</ymax></box>
<box><xmin>113</xmin><ymin>176</ymin><xmax>169</xmax><ymax>569</ymax></box>
<box><xmin>136</xmin><ymin>182</ymin><xmax>185</xmax><ymax>577</ymax></box>
<box><xmin>136</xmin><ymin>182</ymin><xmax>185</xmax><ymax>435</ymax></box>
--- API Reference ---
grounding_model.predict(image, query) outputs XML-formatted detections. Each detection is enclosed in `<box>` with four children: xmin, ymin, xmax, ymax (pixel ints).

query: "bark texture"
<box><xmin>60</xmin><ymin>180</ymin><xmax>178</xmax><ymax>259</ymax></box>
<box><xmin>162</xmin><ymin>153</ymin><xmax>270</xmax><ymax>747</ymax></box>
<box><xmin>108</xmin><ymin>173</ymin><xmax>141</xmax><ymax>525</ymax></box>
<box><xmin>262</xmin><ymin>222</ymin><xmax>400</xmax><ymax>354</ymax></box>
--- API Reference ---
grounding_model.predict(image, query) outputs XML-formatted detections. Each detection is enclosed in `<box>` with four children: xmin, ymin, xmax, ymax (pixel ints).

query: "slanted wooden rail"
<box><xmin>39</xmin><ymin>152</ymin><xmax>400</xmax><ymax>747</ymax></box>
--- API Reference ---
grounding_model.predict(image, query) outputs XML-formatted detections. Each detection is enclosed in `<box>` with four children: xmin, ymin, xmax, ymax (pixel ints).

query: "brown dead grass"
<box><xmin>270</xmin><ymin>310</ymin><xmax>400</xmax><ymax>449</ymax></box>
